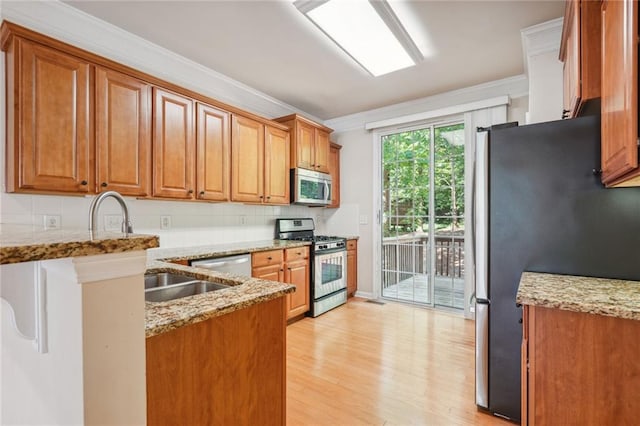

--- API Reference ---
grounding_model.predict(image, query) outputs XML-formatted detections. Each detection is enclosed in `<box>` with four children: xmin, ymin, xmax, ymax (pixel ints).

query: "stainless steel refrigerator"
<box><xmin>474</xmin><ymin>115</ymin><xmax>640</xmax><ymax>422</ymax></box>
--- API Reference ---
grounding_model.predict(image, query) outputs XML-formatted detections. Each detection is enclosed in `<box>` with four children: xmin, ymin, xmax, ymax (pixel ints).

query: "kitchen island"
<box><xmin>2</xmin><ymin>227</ymin><xmax>308</xmax><ymax>425</ymax></box>
<box><xmin>1</xmin><ymin>224</ymin><xmax>158</xmax><ymax>425</ymax></box>
<box><xmin>517</xmin><ymin>272</ymin><xmax>640</xmax><ymax>425</ymax></box>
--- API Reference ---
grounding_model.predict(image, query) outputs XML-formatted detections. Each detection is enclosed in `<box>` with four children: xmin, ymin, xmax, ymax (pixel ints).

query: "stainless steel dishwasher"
<box><xmin>190</xmin><ymin>254</ymin><xmax>252</xmax><ymax>276</ymax></box>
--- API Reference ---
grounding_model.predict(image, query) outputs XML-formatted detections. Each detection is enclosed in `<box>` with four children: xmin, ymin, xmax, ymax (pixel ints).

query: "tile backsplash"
<box><xmin>0</xmin><ymin>192</ymin><xmax>325</xmax><ymax>248</ymax></box>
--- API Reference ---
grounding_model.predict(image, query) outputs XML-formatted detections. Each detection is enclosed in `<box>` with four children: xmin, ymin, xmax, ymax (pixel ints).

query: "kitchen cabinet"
<box><xmin>274</xmin><ymin>114</ymin><xmax>332</xmax><ymax>174</ymax></box>
<box><xmin>600</xmin><ymin>0</ymin><xmax>640</xmax><ymax>187</ymax></box>
<box><xmin>284</xmin><ymin>247</ymin><xmax>310</xmax><ymax>319</ymax></box>
<box><xmin>146</xmin><ymin>296</ymin><xmax>286</xmax><ymax>425</ymax></box>
<box><xmin>346</xmin><ymin>239</ymin><xmax>358</xmax><ymax>297</ymax></box>
<box><xmin>521</xmin><ymin>305</ymin><xmax>640</xmax><ymax>425</ymax></box>
<box><xmin>96</xmin><ymin>67</ymin><xmax>151</xmax><ymax>196</ymax></box>
<box><xmin>196</xmin><ymin>103</ymin><xmax>230</xmax><ymax>201</ymax></box>
<box><xmin>231</xmin><ymin>115</ymin><xmax>290</xmax><ymax>204</ymax></box>
<box><xmin>327</xmin><ymin>142</ymin><xmax>341</xmax><ymax>208</ymax></box>
<box><xmin>4</xmin><ymin>37</ymin><xmax>92</xmax><ymax>194</ymax></box>
<box><xmin>152</xmin><ymin>88</ymin><xmax>196</xmax><ymax>199</ymax></box>
<box><xmin>252</xmin><ymin>248</ymin><xmax>310</xmax><ymax>319</ymax></box>
<box><xmin>559</xmin><ymin>0</ymin><xmax>601</xmax><ymax>118</ymax></box>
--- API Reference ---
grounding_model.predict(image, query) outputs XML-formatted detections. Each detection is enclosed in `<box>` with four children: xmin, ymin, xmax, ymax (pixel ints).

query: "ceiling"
<box><xmin>64</xmin><ymin>0</ymin><xmax>564</xmax><ymax>120</ymax></box>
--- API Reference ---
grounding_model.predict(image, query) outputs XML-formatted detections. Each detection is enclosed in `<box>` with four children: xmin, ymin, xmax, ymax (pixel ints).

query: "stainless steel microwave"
<box><xmin>291</xmin><ymin>168</ymin><xmax>332</xmax><ymax>206</ymax></box>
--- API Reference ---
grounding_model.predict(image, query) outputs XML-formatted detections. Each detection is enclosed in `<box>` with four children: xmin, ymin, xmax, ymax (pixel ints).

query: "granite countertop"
<box><xmin>0</xmin><ymin>224</ymin><xmax>159</xmax><ymax>265</ymax></box>
<box><xmin>344</xmin><ymin>236</ymin><xmax>360</xmax><ymax>241</ymax></box>
<box><xmin>516</xmin><ymin>272</ymin><xmax>640</xmax><ymax>321</ymax></box>
<box><xmin>144</xmin><ymin>240</ymin><xmax>310</xmax><ymax>337</ymax></box>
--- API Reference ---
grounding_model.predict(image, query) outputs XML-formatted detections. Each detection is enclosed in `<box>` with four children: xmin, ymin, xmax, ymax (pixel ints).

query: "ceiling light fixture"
<box><xmin>294</xmin><ymin>0</ymin><xmax>423</xmax><ymax>77</ymax></box>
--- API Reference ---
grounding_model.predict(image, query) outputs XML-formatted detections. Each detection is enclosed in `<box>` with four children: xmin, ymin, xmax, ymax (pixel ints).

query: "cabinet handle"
<box><xmin>101</xmin><ymin>182</ymin><xmax>108</xmax><ymax>187</ymax></box>
<box><xmin>80</xmin><ymin>180</ymin><xmax>88</xmax><ymax>186</ymax></box>
<box><xmin>561</xmin><ymin>109</ymin><xmax>570</xmax><ymax>119</ymax></box>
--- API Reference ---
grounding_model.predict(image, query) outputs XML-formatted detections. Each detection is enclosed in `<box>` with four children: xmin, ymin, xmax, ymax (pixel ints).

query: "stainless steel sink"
<box><xmin>144</xmin><ymin>272</ymin><xmax>230</xmax><ymax>302</ymax></box>
<box><xmin>144</xmin><ymin>272</ymin><xmax>196</xmax><ymax>289</ymax></box>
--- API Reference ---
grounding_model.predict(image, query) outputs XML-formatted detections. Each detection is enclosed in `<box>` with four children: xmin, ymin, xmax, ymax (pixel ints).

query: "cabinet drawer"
<box><xmin>285</xmin><ymin>246</ymin><xmax>309</xmax><ymax>261</ymax></box>
<box><xmin>252</xmin><ymin>249</ymin><xmax>283</xmax><ymax>268</ymax></box>
<box><xmin>346</xmin><ymin>240</ymin><xmax>357</xmax><ymax>250</ymax></box>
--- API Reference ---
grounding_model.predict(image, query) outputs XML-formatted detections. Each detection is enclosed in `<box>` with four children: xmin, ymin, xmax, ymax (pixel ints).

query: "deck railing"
<box><xmin>382</xmin><ymin>234</ymin><xmax>464</xmax><ymax>288</ymax></box>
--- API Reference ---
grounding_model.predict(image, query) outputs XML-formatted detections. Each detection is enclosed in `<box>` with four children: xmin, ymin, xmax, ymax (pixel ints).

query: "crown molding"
<box><xmin>325</xmin><ymin>74</ymin><xmax>528</xmax><ymax>133</ymax></box>
<box><xmin>521</xmin><ymin>17</ymin><xmax>564</xmax><ymax>74</ymax></box>
<box><xmin>0</xmin><ymin>0</ymin><xmax>322</xmax><ymax>122</ymax></box>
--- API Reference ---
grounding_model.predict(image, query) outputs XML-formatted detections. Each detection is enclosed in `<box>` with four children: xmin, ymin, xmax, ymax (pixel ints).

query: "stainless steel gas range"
<box><xmin>276</xmin><ymin>218</ymin><xmax>347</xmax><ymax>317</ymax></box>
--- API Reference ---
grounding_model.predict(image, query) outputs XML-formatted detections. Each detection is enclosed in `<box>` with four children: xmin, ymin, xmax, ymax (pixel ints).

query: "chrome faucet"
<box><xmin>88</xmin><ymin>191</ymin><xmax>133</xmax><ymax>237</ymax></box>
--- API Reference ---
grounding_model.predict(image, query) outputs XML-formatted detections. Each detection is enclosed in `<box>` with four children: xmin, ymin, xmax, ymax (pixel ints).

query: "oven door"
<box><xmin>293</xmin><ymin>168</ymin><xmax>332</xmax><ymax>206</ymax></box>
<box><xmin>314</xmin><ymin>250</ymin><xmax>346</xmax><ymax>299</ymax></box>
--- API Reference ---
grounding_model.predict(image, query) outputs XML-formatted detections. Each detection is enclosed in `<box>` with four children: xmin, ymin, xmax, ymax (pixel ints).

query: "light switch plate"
<box><xmin>160</xmin><ymin>215</ymin><xmax>172</xmax><ymax>229</ymax></box>
<box><xmin>359</xmin><ymin>215</ymin><xmax>368</xmax><ymax>225</ymax></box>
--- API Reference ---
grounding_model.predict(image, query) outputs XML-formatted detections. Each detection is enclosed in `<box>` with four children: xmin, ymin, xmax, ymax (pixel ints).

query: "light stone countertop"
<box><xmin>144</xmin><ymin>240</ymin><xmax>311</xmax><ymax>337</ymax></box>
<box><xmin>516</xmin><ymin>271</ymin><xmax>640</xmax><ymax>321</ymax></box>
<box><xmin>0</xmin><ymin>223</ymin><xmax>159</xmax><ymax>265</ymax></box>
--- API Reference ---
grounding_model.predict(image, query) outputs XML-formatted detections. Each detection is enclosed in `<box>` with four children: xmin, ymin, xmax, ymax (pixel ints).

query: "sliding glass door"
<box><xmin>380</xmin><ymin>122</ymin><xmax>465</xmax><ymax>310</ymax></box>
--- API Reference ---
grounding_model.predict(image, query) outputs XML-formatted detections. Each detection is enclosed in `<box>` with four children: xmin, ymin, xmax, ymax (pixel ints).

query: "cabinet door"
<box><xmin>295</xmin><ymin>121</ymin><xmax>315</xmax><ymax>170</ymax></box>
<box><xmin>231</xmin><ymin>115</ymin><xmax>264</xmax><ymax>203</ymax></box>
<box><xmin>347</xmin><ymin>240</ymin><xmax>357</xmax><ymax>297</ymax></box>
<box><xmin>252</xmin><ymin>264</ymin><xmax>284</xmax><ymax>282</ymax></box>
<box><xmin>327</xmin><ymin>143</ymin><xmax>341</xmax><ymax>208</ymax></box>
<box><xmin>96</xmin><ymin>67</ymin><xmax>151</xmax><ymax>196</ymax></box>
<box><xmin>601</xmin><ymin>0</ymin><xmax>638</xmax><ymax>185</ymax></box>
<box><xmin>152</xmin><ymin>88</ymin><xmax>195</xmax><ymax>199</ymax></box>
<box><xmin>9</xmin><ymin>39</ymin><xmax>92</xmax><ymax>193</ymax></box>
<box><xmin>285</xmin><ymin>259</ymin><xmax>310</xmax><ymax>319</ymax></box>
<box><xmin>196</xmin><ymin>103</ymin><xmax>230</xmax><ymax>201</ymax></box>
<box><xmin>264</xmin><ymin>125</ymin><xmax>290</xmax><ymax>205</ymax></box>
<box><xmin>314</xmin><ymin>129</ymin><xmax>330</xmax><ymax>173</ymax></box>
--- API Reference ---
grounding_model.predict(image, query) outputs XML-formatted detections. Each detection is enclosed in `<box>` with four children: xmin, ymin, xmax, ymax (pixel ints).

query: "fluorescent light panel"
<box><xmin>297</xmin><ymin>0</ymin><xmax>422</xmax><ymax>77</ymax></box>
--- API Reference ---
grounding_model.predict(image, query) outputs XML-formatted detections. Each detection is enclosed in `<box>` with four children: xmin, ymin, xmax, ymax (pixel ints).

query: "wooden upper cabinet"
<box><xmin>231</xmin><ymin>115</ymin><xmax>264</xmax><ymax>203</ymax></box>
<box><xmin>559</xmin><ymin>0</ymin><xmax>601</xmax><ymax>118</ymax></box>
<box><xmin>274</xmin><ymin>114</ymin><xmax>333</xmax><ymax>173</ymax></box>
<box><xmin>600</xmin><ymin>0</ymin><xmax>640</xmax><ymax>186</ymax></box>
<box><xmin>327</xmin><ymin>142</ymin><xmax>341</xmax><ymax>208</ymax></box>
<box><xmin>152</xmin><ymin>88</ymin><xmax>195</xmax><ymax>199</ymax></box>
<box><xmin>296</xmin><ymin>121</ymin><xmax>315</xmax><ymax>170</ymax></box>
<box><xmin>315</xmin><ymin>130</ymin><xmax>330</xmax><ymax>173</ymax></box>
<box><xmin>264</xmin><ymin>125</ymin><xmax>290</xmax><ymax>204</ymax></box>
<box><xmin>96</xmin><ymin>67</ymin><xmax>151</xmax><ymax>196</ymax></box>
<box><xmin>196</xmin><ymin>103</ymin><xmax>230</xmax><ymax>201</ymax></box>
<box><xmin>6</xmin><ymin>38</ymin><xmax>92</xmax><ymax>193</ymax></box>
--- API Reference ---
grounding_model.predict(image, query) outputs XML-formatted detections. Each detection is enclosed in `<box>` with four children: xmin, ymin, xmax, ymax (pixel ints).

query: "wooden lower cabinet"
<box><xmin>521</xmin><ymin>305</ymin><xmax>640</xmax><ymax>425</ymax></box>
<box><xmin>146</xmin><ymin>296</ymin><xmax>286</xmax><ymax>425</ymax></box>
<box><xmin>284</xmin><ymin>247</ymin><xmax>310</xmax><ymax>319</ymax></box>
<box><xmin>252</xmin><ymin>248</ymin><xmax>310</xmax><ymax>319</ymax></box>
<box><xmin>346</xmin><ymin>239</ymin><xmax>358</xmax><ymax>297</ymax></box>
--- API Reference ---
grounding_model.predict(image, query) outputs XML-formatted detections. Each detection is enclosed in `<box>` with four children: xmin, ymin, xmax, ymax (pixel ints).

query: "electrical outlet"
<box><xmin>44</xmin><ymin>215</ymin><xmax>61</xmax><ymax>230</ymax></box>
<box><xmin>160</xmin><ymin>215</ymin><xmax>172</xmax><ymax>229</ymax></box>
<box><xmin>359</xmin><ymin>215</ymin><xmax>369</xmax><ymax>225</ymax></box>
<box><xmin>105</xmin><ymin>214</ymin><xmax>122</xmax><ymax>231</ymax></box>
<box><xmin>240</xmin><ymin>215</ymin><xmax>247</xmax><ymax>225</ymax></box>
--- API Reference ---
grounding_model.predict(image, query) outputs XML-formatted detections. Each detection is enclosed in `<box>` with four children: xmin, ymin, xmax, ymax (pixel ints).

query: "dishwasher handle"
<box><xmin>194</xmin><ymin>257</ymin><xmax>249</xmax><ymax>269</ymax></box>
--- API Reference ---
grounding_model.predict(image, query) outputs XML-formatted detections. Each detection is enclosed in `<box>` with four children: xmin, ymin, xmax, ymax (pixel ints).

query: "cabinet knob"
<box><xmin>259</xmin><ymin>195</ymin><xmax>264</xmax><ymax>199</ymax></box>
<box><xmin>101</xmin><ymin>182</ymin><xmax>108</xmax><ymax>187</ymax></box>
<box><xmin>311</xmin><ymin>164</ymin><xmax>315</xmax><ymax>167</ymax></box>
<box><xmin>267</xmin><ymin>256</ymin><xmax>272</xmax><ymax>260</ymax></box>
<box><xmin>188</xmin><ymin>189</ymin><xmax>194</xmax><ymax>194</ymax></box>
<box><xmin>267</xmin><ymin>196</ymin><xmax>271</xmax><ymax>200</ymax></box>
<box><xmin>80</xmin><ymin>180</ymin><xmax>88</xmax><ymax>186</ymax></box>
<box><xmin>199</xmin><ymin>191</ymin><xmax>205</xmax><ymax>196</ymax></box>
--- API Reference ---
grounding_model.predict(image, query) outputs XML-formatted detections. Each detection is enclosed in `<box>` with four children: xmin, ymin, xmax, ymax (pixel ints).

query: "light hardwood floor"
<box><xmin>286</xmin><ymin>298</ymin><xmax>512</xmax><ymax>425</ymax></box>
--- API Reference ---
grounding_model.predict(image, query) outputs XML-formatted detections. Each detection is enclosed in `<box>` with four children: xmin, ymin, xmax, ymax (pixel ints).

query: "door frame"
<box><xmin>371</xmin><ymin>114</ymin><xmax>465</xmax><ymax>306</ymax></box>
